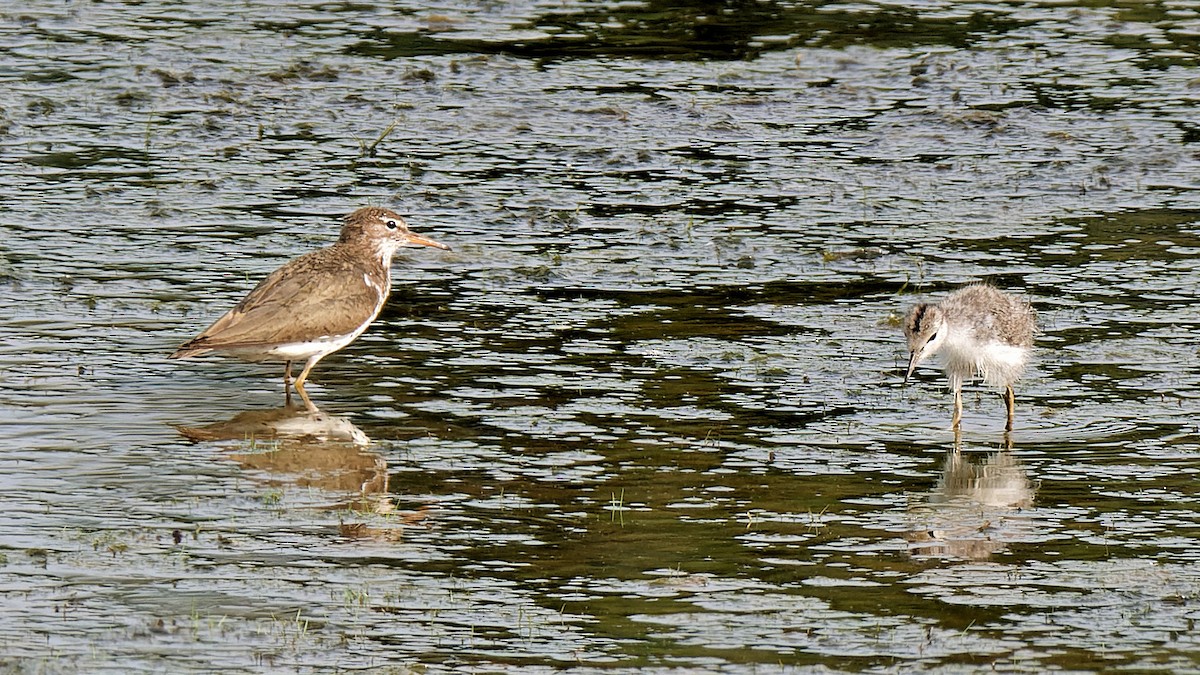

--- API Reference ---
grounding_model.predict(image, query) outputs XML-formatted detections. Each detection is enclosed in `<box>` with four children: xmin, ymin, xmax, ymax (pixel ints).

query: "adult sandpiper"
<box><xmin>170</xmin><ymin>207</ymin><xmax>450</xmax><ymax>410</ymax></box>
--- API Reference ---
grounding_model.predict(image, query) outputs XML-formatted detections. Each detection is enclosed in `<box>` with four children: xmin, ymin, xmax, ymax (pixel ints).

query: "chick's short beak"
<box><xmin>904</xmin><ymin>350</ymin><xmax>920</xmax><ymax>384</ymax></box>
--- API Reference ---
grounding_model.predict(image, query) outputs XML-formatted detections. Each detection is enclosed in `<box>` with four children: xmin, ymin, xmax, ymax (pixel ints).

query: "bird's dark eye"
<box><xmin>385</xmin><ymin>219</ymin><xmax>398</xmax><ymax>230</ymax></box>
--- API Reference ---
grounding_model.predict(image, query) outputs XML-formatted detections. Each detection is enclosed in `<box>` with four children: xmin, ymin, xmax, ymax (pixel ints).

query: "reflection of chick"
<box><xmin>931</xmin><ymin>451</ymin><xmax>1034</xmax><ymax>509</ymax></box>
<box><xmin>906</xmin><ymin>451</ymin><xmax>1038</xmax><ymax>561</ymax></box>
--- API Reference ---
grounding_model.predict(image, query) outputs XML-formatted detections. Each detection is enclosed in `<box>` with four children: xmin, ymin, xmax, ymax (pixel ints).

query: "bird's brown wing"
<box><xmin>171</xmin><ymin>249</ymin><xmax>385</xmax><ymax>357</ymax></box>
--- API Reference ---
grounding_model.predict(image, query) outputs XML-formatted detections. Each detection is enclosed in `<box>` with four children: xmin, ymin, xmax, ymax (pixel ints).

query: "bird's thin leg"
<box><xmin>283</xmin><ymin>360</ymin><xmax>294</xmax><ymax>406</ymax></box>
<box><xmin>1004</xmin><ymin>385</ymin><xmax>1016</xmax><ymax>432</ymax></box>
<box><xmin>951</xmin><ymin>383</ymin><xmax>963</xmax><ymax>431</ymax></box>
<box><xmin>293</xmin><ymin>355</ymin><xmax>324</xmax><ymax>413</ymax></box>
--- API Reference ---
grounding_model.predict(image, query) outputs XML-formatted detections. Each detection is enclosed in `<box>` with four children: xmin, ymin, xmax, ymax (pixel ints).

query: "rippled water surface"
<box><xmin>2</xmin><ymin>0</ymin><xmax>1200</xmax><ymax>672</ymax></box>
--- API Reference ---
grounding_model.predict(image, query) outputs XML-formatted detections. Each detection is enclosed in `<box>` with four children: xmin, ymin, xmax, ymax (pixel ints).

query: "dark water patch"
<box><xmin>350</xmin><ymin>2</ymin><xmax>1034</xmax><ymax>62</ymax></box>
<box><xmin>22</xmin><ymin>145</ymin><xmax>153</xmax><ymax>171</ymax></box>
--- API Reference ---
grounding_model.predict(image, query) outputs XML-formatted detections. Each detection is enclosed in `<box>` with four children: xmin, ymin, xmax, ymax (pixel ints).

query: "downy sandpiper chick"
<box><xmin>903</xmin><ymin>284</ymin><xmax>1036</xmax><ymax>431</ymax></box>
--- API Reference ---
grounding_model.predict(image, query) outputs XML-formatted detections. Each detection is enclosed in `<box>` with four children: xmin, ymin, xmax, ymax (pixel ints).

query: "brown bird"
<box><xmin>170</xmin><ymin>207</ymin><xmax>450</xmax><ymax>410</ymax></box>
<box><xmin>903</xmin><ymin>284</ymin><xmax>1036</xmax><ymax>432</ymax></box>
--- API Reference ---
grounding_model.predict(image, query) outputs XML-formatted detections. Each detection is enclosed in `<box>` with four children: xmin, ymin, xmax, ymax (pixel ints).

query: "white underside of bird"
<box><xmin>939</xmin><ymin>334</ymin><xmax>1030</xmax><ymax>391</ymax></box>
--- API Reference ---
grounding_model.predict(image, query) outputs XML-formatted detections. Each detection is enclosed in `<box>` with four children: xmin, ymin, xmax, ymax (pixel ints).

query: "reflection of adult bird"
<box><xmin>174</xmin><ymin>406</ymin><xmax>370</xmax><ymax>446</ymax></box>
<box><xmin>171</xmin><ymin>207</ymin><xmax>450</xmax><ymax>409</ymax></box>
<box><xmin>903</xmin><ymin>284</ymin><xmax>1036</xmax><ymax>431</ymax></box>
<box><xmin>175</xmin><ymin>406</ymin><xmax>387</xmax><ymax>504</ymax></box>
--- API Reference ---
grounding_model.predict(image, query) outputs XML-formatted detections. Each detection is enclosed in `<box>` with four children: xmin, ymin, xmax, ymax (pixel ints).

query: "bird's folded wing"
<box><xmin>183</xmin><ymin>257</ymin><xmax>385</xmax><ymax>350</ymax></box>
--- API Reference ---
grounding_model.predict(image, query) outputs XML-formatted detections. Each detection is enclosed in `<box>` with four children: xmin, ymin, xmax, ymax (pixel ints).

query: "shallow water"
<box><xmin>2</xmin><ymin>0</ymin><xmax>1200</xmax><ymax>672</ymax></box>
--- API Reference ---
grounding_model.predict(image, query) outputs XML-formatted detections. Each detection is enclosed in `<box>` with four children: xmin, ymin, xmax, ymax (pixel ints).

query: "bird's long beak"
<box><xmin>404</xmin><ymin>232</ymin><xmax>452</xmax><ymax>251</ymax></box>
<box><xmin>904</xmin><ymin>350</ymin><xmax>920</xmax><ymax>384</ymax></box>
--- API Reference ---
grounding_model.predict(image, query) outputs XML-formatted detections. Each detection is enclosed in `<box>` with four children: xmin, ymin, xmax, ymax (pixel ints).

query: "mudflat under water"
<box><xmin>2</xmin><ymin>1</ymin><xmax>1199</xmax><ymax>672</ymax></box>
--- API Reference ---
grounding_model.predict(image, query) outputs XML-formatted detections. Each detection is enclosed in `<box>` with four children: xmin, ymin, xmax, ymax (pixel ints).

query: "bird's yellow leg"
<box><xmin>951</xmin><ymin>384</ymin><xmax>963</xmax><ymax>432</ymax></box>
<box><xmin>293</xmin><ymin>356</ymin><xmax>324</xmax><ymax>412</ymax></box>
